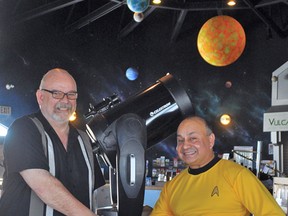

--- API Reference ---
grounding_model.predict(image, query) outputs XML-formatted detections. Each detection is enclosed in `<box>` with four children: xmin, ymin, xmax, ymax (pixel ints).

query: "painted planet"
<box><xmin>133</xmin><ymin>12</ymin><xmax>144</xmax><ymax>22</ymax></box>
<box><xmin>197</xmin><ymin>15</ymin><xmax>246</xmax><ymax>67</ymax></box>
<box><xmin>127</xmin><ymin>0</ymin><xmax>149</xmax><ymax>13</ymax></box>
<box><xmin>220</xmin><ymin>114</ymin><xmax>231</xmax><ymax>125</ymax></box>
<box><xmin>225</xmin><ymin>81</ymin><xmax>232</xmax><ymax>88</ymax></box>
<box><xmin>126</xmin><ymin>67</ymin><xmax>139</xmax><ymax>81</ymax></box>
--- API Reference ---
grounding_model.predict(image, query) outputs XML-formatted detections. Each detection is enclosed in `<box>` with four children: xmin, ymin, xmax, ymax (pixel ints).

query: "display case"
<box><xmin>273</xmin><ymin>177</ymin><xmax>288</xmax><ymax>213</ymax></box>
<box><xmin>233</xmin><ymin>146</ymin><xmax>254</xmax><ymax>169</ymax></box>
<box><xmin>151</xmin><ymin>156</ymin><xmax>187</xmax><ymax>183</ymax></box>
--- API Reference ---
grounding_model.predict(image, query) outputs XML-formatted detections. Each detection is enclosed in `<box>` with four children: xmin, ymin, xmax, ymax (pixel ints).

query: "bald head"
<box><xmin>39</xmin><ymin>68</ymin><xmax>77</xmax><ymax>91</ymax></box>
<box><xmin>178</xmin><ymin>116</ymin><xmax>213</xmax><ymax>136</ymax></box>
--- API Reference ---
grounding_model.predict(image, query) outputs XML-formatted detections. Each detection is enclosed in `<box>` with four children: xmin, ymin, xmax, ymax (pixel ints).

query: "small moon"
<box><xmin>225</xmin><ymin>81</ymin><xmax>232</xmax><ymax>88</ymax></box>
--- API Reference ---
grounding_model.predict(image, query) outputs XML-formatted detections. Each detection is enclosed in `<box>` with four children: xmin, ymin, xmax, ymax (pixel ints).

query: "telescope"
<box><xmin>85</xmin><ymin>73</ymin><xmax>194</xmax><ymax>216</ymax></box>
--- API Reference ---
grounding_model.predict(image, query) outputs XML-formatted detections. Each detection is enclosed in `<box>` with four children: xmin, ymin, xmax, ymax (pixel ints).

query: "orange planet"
<box><xmin>197</xmin><ymin>15</ymin><xmax>246</xmax><ymax>67</ymax></box>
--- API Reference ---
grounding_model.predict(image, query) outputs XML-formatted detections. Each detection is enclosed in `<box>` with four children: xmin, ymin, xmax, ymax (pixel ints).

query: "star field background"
<box><xmin>0</xmin><ymin>1</ymin><xmax>288</xmax><ymax>163</ymax></box>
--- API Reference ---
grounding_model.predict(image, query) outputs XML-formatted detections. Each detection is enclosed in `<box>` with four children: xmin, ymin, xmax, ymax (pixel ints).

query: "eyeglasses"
<box><xmin>41</xmin><ymin>89</ymin><xmax>78</xmax><ymax>100</ymax></box>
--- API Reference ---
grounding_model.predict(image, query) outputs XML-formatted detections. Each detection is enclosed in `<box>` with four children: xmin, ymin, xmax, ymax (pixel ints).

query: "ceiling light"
<box><xmin>227</xmin><ymin>0</ymin><xmax>236</xmax><ymax>6</ymax></box>
<box><xmin>0</xmin><ymin>123</ymin><xmax>8</xmax><ymax>136</ymax></box>
<box><xmin>153</xmin><ymin>0</ymin><xmax>161</xmax><ymax>4</ymax></box>
<box><xmin>69</xmin><ymin>112</ymin><xmax>77</xmax><ymax>121</ymax></box>
<box><xmin>271</xmin><ymin>76</ymin><xmax>278</xmax><ymax>82</ymax></box>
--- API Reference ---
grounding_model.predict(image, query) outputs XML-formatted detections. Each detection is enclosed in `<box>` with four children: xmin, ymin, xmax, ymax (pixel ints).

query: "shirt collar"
<box><xmin>188</xmin><ymin>154</ymin><xmax>221</xmax><ymax>175</ymax></box>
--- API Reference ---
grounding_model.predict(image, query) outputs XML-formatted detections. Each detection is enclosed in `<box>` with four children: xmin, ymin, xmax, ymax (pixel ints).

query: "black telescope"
<box><xmin>85</xmin><ymin>73</ymin><xmax>194</xmax><ymax>216</ymax></box>
<box><xmin>86</xmin><ymin>73</ymin><xmax>193</xmax><ymax>151</ymax></box>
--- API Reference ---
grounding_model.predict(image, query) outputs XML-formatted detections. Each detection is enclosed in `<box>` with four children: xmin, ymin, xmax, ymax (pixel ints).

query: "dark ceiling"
<box><xmin>3</xmin><ymin>0</ymin><xmax>288</xmax><ymax>42</ymax></box>
<box><xmin>1</xmin><ymin>0</ymin><xmax>288</xmax><ymax>158</ymax></box>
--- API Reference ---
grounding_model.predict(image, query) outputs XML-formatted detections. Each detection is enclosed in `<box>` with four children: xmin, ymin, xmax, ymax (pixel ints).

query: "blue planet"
<box><xmin>126</xmin><ymin>67</ymin><xmax>139</xmax><ymax>81</ymax></box>
<box><xmin>127</xmin><ymin>0</ymin><xmax>149</xmax><ymax>13</ymax></box>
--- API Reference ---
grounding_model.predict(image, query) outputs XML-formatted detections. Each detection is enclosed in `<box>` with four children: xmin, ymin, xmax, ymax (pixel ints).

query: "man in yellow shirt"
<box><xmin>151</xmin><ymin>116</ymin><xmax>284</xmax><ymax>216</ymax></box>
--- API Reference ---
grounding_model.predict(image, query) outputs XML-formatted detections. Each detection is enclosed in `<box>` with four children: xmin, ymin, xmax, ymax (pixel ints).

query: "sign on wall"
<box><xmin>263</xmin><ymin>111</ymin><xmax>288</xmax><ymax>132</ymax></box>
<box><xmin>0</xmin><ymin>106</ymin><xmax>11</xmax><ymax>115</ymax></box>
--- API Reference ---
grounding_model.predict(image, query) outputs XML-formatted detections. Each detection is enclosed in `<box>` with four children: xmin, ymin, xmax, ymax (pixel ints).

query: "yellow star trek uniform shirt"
<box><xmin>151</xmin><ymin>156</ymin><xmax>285</xmax><ymax>216</ymax></box>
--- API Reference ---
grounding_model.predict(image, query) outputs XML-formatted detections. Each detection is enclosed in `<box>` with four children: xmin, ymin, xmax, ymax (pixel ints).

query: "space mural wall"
<box><xmin>0</xmin><ymin>5</ymin><xmax>288</xmax><ymax>165</ymax></box>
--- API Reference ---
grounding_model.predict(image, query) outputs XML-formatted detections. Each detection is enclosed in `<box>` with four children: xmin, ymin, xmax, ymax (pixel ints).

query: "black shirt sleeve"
<box><xmin>4</xmin><ymin>116</ymin><xmax>49</xmax><ymax>174</ymax></box>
